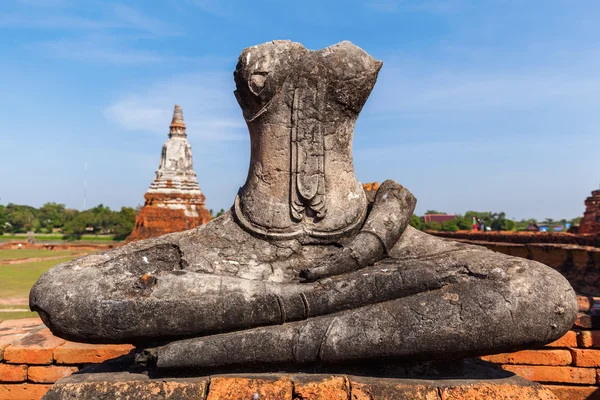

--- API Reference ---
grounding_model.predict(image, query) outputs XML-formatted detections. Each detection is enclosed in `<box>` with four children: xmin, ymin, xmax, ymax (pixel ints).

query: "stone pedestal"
<box><xmin>43</xmin><ymin>359</ymin><xmax>558</xmax><ymax>400</ymax></box>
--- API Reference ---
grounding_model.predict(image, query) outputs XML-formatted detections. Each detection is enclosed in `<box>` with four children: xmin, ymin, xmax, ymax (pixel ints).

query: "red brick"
<box><xmin>0</xmin><ymin>383</ymin><xmax>52</xmax><ymax>400</ymax></box>
<box><xmin>53</xmin><ymin>342</ymin><xmax>133</xmax><ymax>364</ymax></box>
<box><xmin>293</xmin><ymin>376</ymin><xmax>348</xmax><ymax>400</ymax></box>
<box><xmin>543</xmin><ymin>385</ymin><xmax>600</xmax><ymax>400</ymax></box>
<box><xmin>502</xmin><ymin>365</ymin><xmax>597</xmax><ymax>384</ymax></box>
<box><xmin>0</xmin><ymin>334</ymin><xmax>28</xmax><ymax>361</ymax></box>
<box><xmin>578</xmin><ymin>296</ymin><xmax>592</xmax><ymax>313</ymax></box>
<box><xmin>481</xmin><ymin>349</ymin><xmax>572</xmax><ymax>366</ymax></box>
<box><xmin>0</xmin><ymin>364</ymin><xmax>27</xmax><ymax>383</ymax></box>
<box><xmin>3</xmin><ymin>328</ymin><xmax>65</xmax><ymax>365</ymax></box>
<box><xmin>206</xmin><ymin>377</ymin><xmax>293</xmax><ymax>400</ymax></box>
<box><xmin>546</xmin><ymin>330</ymin><xmax>578</xmax><ymax>348</ymax></box>
<box><xmin>571</xmin><ymin>348</ymin><xmax>600</xmax><ymax>367</ymax></box>
<box><xmin>578</xmin><ymin>331</ymin><xmax>600</xmax><ymax>348</ymax></box>
<box><xmin>0</xmin><ymin>318</ymin><xmax>42</xmax><ymax>331</ymax></box>
<box><xmin>27</xmin><ymin>366</ymin><xmax>78</xmax><ymax>384</ymax></box>
<box><xmin>575</xmin><ymin>314</ymin><xmax>593</xmax><ymax>329</ymax></box>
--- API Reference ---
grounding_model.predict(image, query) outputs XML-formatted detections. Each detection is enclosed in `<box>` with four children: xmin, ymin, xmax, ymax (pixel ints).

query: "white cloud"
<box><xmin>31</xmin><ymin>36</ymin><xmax>165</xmax><ymax>65</ymax></box>
<box><xmin>111</xmin><ymin>4</ymin><xmax>181</xmax><ymax>36</ymax></box>
<box><xmin>368</xmin><ymin>53</ymin><xmax>600</xmax><ymax>117</ymax></box>
<box><xmin>104</xmin><ymin>72</ymin><xmax>247</xmax><ymax>141</ymax></box>
<box><xmin>1</xmin><ymin>3</ymin><xmax>178</xmax><ymax>35</ymax></box>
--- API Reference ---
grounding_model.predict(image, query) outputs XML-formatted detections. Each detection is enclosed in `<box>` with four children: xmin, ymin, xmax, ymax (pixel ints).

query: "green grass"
<box><xmin>0</xmin><ymin>234</ymin><xmax>124</xmax><ymax>242</ymax></box>
<box><xmin>0</xmin><ymin>250</ymin><xmax>90</xmax><ymax>321</ymax></box>
<box><xmin>0</xmin><ymin>257</ymin><xmax>75</xmax><ymax>300</ymax></box>
<box><xmin>0</xmin><ymin>305</ymin><xmax>27</xmax><ymax>309</ymax></box>
<box><xmin>0</xmin><ymin>249</ymin><xmax>79</xmax><ymax>260</ymax></box>
<box><xmin>0</xmin><ymin>311</ymin><xmax>38</xmax><ymax>320</ymax></box>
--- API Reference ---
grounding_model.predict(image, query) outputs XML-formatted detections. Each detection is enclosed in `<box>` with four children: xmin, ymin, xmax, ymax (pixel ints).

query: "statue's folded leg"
<box><xmin>154</xmin><ymin>246</ymin><xmax>577</xmax><ymax>370</ymax></box>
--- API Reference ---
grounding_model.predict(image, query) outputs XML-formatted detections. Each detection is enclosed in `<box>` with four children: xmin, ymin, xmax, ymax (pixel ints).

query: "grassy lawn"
<box><xmin>0</xmin><ymin>249</ymin><xmax>92</xmax><ymax>321</ymax></box>
<box><xmin>0</xmin><ymin>257</ymin><xmax>75</xmax><ymax>299</ymax></box>
<box><xmin>0</xmin><ymin>249</ymin><xmax>80</xmax><ymax>261</ymax></box>
<box><xmin>0</xmin><ymin>234</ymin><xmax>123</xmax><ymax>243</ymax></box>
<box><xmin>0</xmin><ymin>311</ymin><xmax>38</xmax><ymax>319</ymax></box>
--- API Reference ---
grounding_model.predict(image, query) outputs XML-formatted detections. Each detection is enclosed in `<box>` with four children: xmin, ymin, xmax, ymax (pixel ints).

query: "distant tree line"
<box><xmin>410</xmin><ymin>210</ymin><xmax>583</xmax><ymax>233</ymax></box>
<box><xmin>0</xmin><ymin>203</ymin><xmax>584</xmax><ymax>238</ymax></box>
<box><xmin>0</xmin><ymin>203</ymin><xmax>138</xmax><ymax>240</ymax></box>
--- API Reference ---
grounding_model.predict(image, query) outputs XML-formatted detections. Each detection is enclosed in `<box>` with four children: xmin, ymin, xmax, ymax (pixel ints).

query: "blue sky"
<box><xmin>0</xmin><ymin>0</ymin><xmax>598</xmax><ymax>220</ymax></box>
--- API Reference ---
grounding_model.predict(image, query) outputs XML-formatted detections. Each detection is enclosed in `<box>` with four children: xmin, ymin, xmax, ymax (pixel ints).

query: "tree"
<box><xmin>0</xmin><ymin>205</ymin><xmax>6</xmax><ymax>234</ymax></box>
<box><xmin>112</xmin><ymin>207</ymin><xmax>137</xmax><ymax>240</ymax></box>
<box><xmin>91</xmin><ymin>204</ymin><xmax>114</xmax><ymax>233</ymax></box>
<box><xmin>456</xmin><ymin>214</ymin><xmax>473</xmax><ymax>231</ymax></box>
<box><xmin>425</xmin><ymin>210</ymin><xmax>445</xmax><ymax>215</ymax></box>
<box><xmin>422</xmin><ymin>220</ymin><xmax>441</xmax><ymax>231</ymax></box>
<box><xmin>63</xmin><ymin>210</ymin><xmax>95</xmax><ymax>238</ymax></box>
<box><xmin>570</xmin><ymin>217</ymin><xmax>582</xmax><ymax>225</ymax></box>
<box><xmin>409</xmin><ymin>214</ymin><xmax>422</xmax><ymax>230</ymax></box>
<box><xmin>441</xmin><ymin>219</ymin><xmax>459</xmax><ymax>232</ymax></box>
<box><xmin>39</xmin><ymin>202</ymin><xmax>67</xmax><ymax>229</ymax></box>
<box><xmin>4</xmin><ymin>204</ymin><xmax>38</xmax><ymax>233</ymax></box>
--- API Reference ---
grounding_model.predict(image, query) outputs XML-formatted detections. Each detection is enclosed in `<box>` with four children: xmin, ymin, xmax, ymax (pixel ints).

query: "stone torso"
<box><xmin>233</xmin><ymin>41</ymin><xmax>382</xmax><ymax>240</ymax></box>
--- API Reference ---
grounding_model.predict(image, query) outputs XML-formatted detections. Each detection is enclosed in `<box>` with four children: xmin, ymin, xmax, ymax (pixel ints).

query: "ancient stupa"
<box><xmin>579</xmin><ymin>189</ymin><xmax>600</xmax><ymax>234</ymax></box>
<box><xmin>126</xmin><ymin>105</ymin><xmax>210</xmax><ymax>242</ymax></box>
<box><xmin>33</xmin><ymin>41</ymin><xmax>575</xmax><ymax>399</ymax></box>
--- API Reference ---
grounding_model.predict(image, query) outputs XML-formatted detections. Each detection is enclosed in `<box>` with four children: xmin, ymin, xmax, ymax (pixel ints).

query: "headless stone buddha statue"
<box><xmin>30</xmin><ymin>40</ymin><xmax>577</xmax><ymax>371</ymax></box>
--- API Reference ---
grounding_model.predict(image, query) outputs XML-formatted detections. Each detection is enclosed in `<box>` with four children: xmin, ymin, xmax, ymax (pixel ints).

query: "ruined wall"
<box><xmin>482</xmin><ymin>295</ymin><xmax>600</xmax><ymax>400</ymax></box>
<box><xmin>0</xmin><ymin>318</ymin><xmax>132</xmax><ymax>400</ymax></box>
<box><xmin>581</xmin><ymin>190</ymin><xmax>600</xmax><ymax>235</ymax></box>
<box><xmin>429</xmin><ymin>232</ymin><xmax>600</xmax><ymax>296</ymax></box>
<box><xmin>431</xmin><ymin>230</ymin><xmax>600</xmax><ymax>247</ymax></box>
<box><xmin>126</xmin><ymin>192</ymin><xmax>210</xmax><ymax>243</ymax></box>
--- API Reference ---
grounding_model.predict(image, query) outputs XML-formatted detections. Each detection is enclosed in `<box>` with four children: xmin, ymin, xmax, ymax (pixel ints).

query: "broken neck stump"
<box><xmin>32</xmin><ymin>41</ymin><xmax>576</xmax><ymax>399</ymax></box>
<box><xmin>126</xmin><ymin>105</ymin><xmax>210</xmax><ymax>242</ymax></box>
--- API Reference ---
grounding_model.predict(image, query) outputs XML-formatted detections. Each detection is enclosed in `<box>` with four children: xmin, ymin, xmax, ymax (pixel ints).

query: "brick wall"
<box><xmin>482</xmin><ymin>295</ymin><xmax>600</xmax><ymax>400</ymax></box>
<box><xmin>0</xmin><ymin>318</ymin><xmax>132</xmax><ymax>400</ymax></box>
<box><xmin>427</xmin><ymin>231</ymin><xmax>600</xmax><ymax>296</ymax></box>
<box><xmin>2</xmin><ymin>296</ymin><xmax>600</xmax><ymax>400</ymax></box>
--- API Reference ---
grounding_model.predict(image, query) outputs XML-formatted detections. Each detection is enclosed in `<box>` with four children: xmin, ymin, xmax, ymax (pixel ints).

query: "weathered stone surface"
<box><xmin>126</xmin><ymin>105</ymin><xmax>210</xmax><ymax>242</ymax></box>
<box><xmin>42</xmin><ymin>361</ymin><xmax>559</xmax><ymax>400</ymax></box>
<box><xmin>43</xmin><ymin>371</ymin><xmax>208</xmax><ymax>400</ymax></box>
<box><xmin>233</xmin><ymin>40</ymin><xmax>380</xmax><ymax>240</ymax></box>
<box><xmin>30</xmin><ymin>40</ymin><xmax>577</xmax><ymax>371</ymax></box>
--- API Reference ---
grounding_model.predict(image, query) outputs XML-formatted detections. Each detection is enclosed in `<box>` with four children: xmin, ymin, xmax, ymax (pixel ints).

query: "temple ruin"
<box><xmin>579</xmin><ymin>189</ymin><xmax>600</xmax><ymax>234</ymax></box>
<box><xmin>126</xmin><ymin>105</ymin><xmax>210</xmax><ymax>242</ymax></box>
